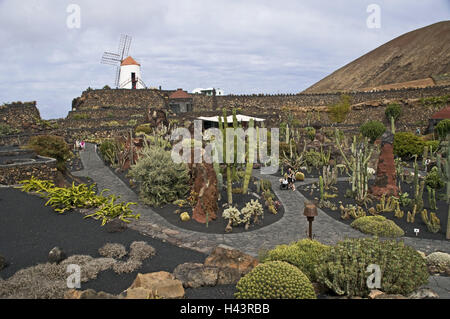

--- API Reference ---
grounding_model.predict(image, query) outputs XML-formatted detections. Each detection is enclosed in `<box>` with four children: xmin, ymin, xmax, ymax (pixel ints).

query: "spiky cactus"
<box><xmin>335</xmin><ymin>131</ymin><xmax>373</xmax><ymax>204</ymax></box>
<box><xmin>242</xmin><ymin>119</ymin><xmax>255</xmax><ymax>194</ymax></box>
<box><xmin>219</xmin><ymin>109</ymin><xmax>232</xmax><ymax>205</ymax></box>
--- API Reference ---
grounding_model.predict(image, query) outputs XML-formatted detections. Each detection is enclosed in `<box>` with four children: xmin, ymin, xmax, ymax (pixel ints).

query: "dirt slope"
<box><xmin>304</xmin><ymin>21</ymin><xmax>450</xmax><ymax>93</ymax></box>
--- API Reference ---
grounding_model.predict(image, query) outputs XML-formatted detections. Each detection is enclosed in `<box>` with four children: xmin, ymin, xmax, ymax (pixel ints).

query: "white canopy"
<box><xmin>197</xmin><ymin>115</ymin><xmax>265</xmax><ymax>123</ymax></box>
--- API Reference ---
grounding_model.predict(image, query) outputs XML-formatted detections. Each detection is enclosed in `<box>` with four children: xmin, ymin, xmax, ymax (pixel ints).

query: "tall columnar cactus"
<box><xmin>390</xmin><ymin>116</ymin><xmax>396</xmax><ymax>134</ymax></box>
<box><xmin>242</xmin><ymin>119</ymin><xmax>255</xmax><ymax>194</ymax></box>
<box><xmin>286</xmin><ymin>123</ymin><xmax>290</xmax><ymax>145</ymax></box>
<box><xmin>232</xmin><ymin>109</ymin><xmax>239</xmax><ymax>181</ymax></box>
<box><xmin>335</xmin><ymin>131</ymin><xmax>373</xmax><ymax>203</ymax></box>
<box><xmin>219</xmin><ymin>108</ymin><xmax>233</xmax><ymax>205</ymax></box>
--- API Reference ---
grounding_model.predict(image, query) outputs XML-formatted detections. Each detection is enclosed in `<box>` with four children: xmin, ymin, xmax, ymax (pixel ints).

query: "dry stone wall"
<box><xmin>0</xmin><ymin>102</ymin><xmax>41</xmax><ymax>130</ymax></box>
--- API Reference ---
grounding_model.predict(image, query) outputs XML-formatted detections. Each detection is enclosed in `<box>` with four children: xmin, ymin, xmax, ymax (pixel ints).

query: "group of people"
<box><xmin>75</xmin><ymin>140</ymin><xmax>85</xmax><ymax>151</ymax></box>
<box><xmin>280</xmin><ymin>168</ymin><xmax>296</xmax><ymax>191</ymax></box>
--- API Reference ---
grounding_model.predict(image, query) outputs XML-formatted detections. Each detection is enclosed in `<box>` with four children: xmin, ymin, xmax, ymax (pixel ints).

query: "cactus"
<box><xmin>394</xmin><ymin>202</ymin><xmax>404</xmax><ymax>219</ymax></box>
<box><xmin>421</xmin><ymin>209</ymin><xmax>441</xmax><ymax>233</ymax></box>
<box><xmin>319</xmin><ymin>176</ymin><xmax>324</xmax><ymax>203</ymax></box>
<box><xmin>376</xmin><ymin>194</ymin><xmax>398</xmax><ymax>213</ymax></box>
<box><xmin>219</xmin><ymin>109</ymin><xmax>232</xmax><ymax>205</ymax></box>
<box><xmin>390</xmin><ymin>116</ymin><xmax>396</xmax><ymax>134</ymax></box>
<box><xmin>322</xmin><ymin>165</ymin><xmax>337</xmax><ymax>190</ymax></box>
<box><xmin>406</xmin><ymin>205</ymin><xmax>417</xmax><ymax>223</ymax></box>
<box><xmin>427</xmin><ymin>186</ymin><xmax>437</xmax><ymax>210</ymax></box>
<box><xmin>242</xmin><ymin>119</ymin><xmax>255</xmax><ymax>194</ymax></box>
<box><xmin>336</xmin><ymin>131</ymin><xmax>373</xmax><ymax>204</ymax></box>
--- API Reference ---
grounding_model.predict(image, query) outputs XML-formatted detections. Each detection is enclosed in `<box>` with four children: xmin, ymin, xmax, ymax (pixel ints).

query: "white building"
<box><xmin>192</xmin><ymin>87</ymin><xmax>224</xmax><ymax>96</ymax></box>
<box><xmin>119</xmin><ymin>56</ymin><xmax>146</xmax><ymax>89</ymax></box>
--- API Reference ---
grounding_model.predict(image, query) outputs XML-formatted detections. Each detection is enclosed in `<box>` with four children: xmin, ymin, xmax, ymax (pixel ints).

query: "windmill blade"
<box><xmin>118</xmin><ymin>34</ymin><xmax>132</xmax><ymax>60</ymax></box>
<box><xmin>101</xmin><ymin>51</ymin><xmax>121</xmax><ymax>65</ymax></box>
<box><xmin>115</xmin><ymin>66</ymin><xmax>121</xmax><ymax>88</ymax></box>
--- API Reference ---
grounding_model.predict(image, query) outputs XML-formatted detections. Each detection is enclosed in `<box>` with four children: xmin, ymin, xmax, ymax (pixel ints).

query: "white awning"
<box><xmin>197</xmin><ymin>115</ymin><xmax>265</xmax><ymax>123</ymax></box>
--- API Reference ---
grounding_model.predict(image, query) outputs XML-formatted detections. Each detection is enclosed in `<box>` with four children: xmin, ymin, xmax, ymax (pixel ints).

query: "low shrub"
<box><xmin>98</xmin><ymin>139</ymin><xmax>122</xmax><ymax>166</ymax></box>
<box><xmin>128</xmin><ymin>145</ymin><xmax>190</xmax><ymax>206</ymax></box>
<box><xmin>27</xmin><ymin>135</ymin><xmax>72</xmax><ymax>172</ymax></box>
<box><xmin>263</xmin><ymin>239</ymin><xmax>331</xmax><ymax>281</ymax></box>
<box><xmin>135</xmin><ymin>124</ymin><xmax>152</xmax><ymax>135</ymax></box>
<box><xmin>360</xmin><ymin>120</ymin><xmax>386</xmax><ymax>143</ymax></box>
<box><xmin>327</xmin><ymin>94</ymin><xmax>351</xmax><ymax>123</ymax></box>
<box><xmin>315</xmin><ymin>237</ymin><xmax>429</xmax><ymax>297</ymax></box>
<box><xmin>235</xmin><ymin>261</ymin><xmax>316</xmax><ymax>299</ymax></box>
<box><xmin>385</xmin><ymin>103</ymin><xmax>402</xmax><ymax>121</ymax></box>
<box><xmin>127</xmin><ymin>119</ymin><xmax>138</xmax><ymax>126</ymax></box>
<box><xmin>350</xmin><ymin>215</ymin><xmax>404</xmax><ymax>237</ymax></box>
<box><xmin>393</xmin><ymin>132</ymin><xmax>425</xmax><ymax>158</ymax></box>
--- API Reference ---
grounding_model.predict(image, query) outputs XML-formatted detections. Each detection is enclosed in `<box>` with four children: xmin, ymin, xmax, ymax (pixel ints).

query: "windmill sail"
<box><xmin>101</xmin><ymin>34</ymin><xmax>133</xmax><ymax>88</ymax></box>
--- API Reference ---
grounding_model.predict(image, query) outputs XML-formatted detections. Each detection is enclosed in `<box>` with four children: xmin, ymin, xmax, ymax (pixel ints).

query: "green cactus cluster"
<box><xmin>350</xmin><ymin>215</ymin><xmax>404</xmax><ymax>238</ymax></box>
<box><xmin>235</xmin><ymin>261</ymin><xmax>317</xmax><ymax>299</ymax></box>
<box><xmin>262</xmin><ymin>239</ymin><xmax>331</xmax><ymax>282</ymax></box>
<box><xmin>315</xmin><ymin>237</ymin><xmax>429</xmax><ymax>297</ymax></box>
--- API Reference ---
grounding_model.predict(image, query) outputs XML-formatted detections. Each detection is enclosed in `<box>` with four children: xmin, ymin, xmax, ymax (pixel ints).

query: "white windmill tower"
<box><xmin>101</xmin><ymin>35</ymin><xmax>147</xmax><ymax>89</ymax></box>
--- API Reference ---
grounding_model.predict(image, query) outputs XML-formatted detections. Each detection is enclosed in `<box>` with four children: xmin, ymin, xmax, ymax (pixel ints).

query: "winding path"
<box><xmin>73</xmin><ymin>143</ymin><xmax>449</xmax><ymax>256</ymax></box>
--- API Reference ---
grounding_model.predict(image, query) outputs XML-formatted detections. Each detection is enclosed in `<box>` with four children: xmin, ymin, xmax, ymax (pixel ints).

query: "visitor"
<box><xmin>287</xmin><ymin>168</ymin><xmax>296</xmax><ymax>191</ymax></box>
<box><xmin>280</xmin><ymin>174</ymin><xmax>289</xmax><ymax>190</ymax></box>
<box><xmin>75</xmin><ymin>140</ymin><xmax>80</xmax><ymax>150</ymax></box>
<box><xmin>80</xmin><ymin>140</ymin><xmax>85</xmax><ymax>151</ymax></box>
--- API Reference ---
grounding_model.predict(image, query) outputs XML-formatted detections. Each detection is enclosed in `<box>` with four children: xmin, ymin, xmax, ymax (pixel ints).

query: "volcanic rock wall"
<box><xmin>0</xmin><ymin>101</ymin><xmax>41</xmax><ymax>130</ymax></box>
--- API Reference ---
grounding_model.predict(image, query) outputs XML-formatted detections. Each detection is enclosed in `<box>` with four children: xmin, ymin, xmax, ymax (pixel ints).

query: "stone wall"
<box><xmin>0</xmin><ymin>101</ymin><xmax>41</xmax><ymax>130</ymax></box>
<box><xmin>0</xmin><ymin>154</ymin><xmax>57</xmax><ymax>185</ymax></box>
<box><xmin>72</xmin><ymin>88</ymin><xmax>168</xmax><ymax>110</ymax></box>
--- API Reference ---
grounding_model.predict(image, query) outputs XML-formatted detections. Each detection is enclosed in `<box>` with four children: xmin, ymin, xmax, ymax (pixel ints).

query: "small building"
<box><xmin>427</xmin><ymin>105</ymin><xmax>450</xmax><ymax>133</ymax></box>
<box><xmin>119</xmin><ymin>56</ymin><xmax>145</xmax><ymax>89</ymax></box>
<box><xmin>169</xmin><ymin>89</ymin><xmax>193</xmax><ymax>113</ymax></box>
<box><xmin>197</xmin><ymin>114</ymin><xmax>265</xmax><ymax>130</ymax></box>
<box><xmin>192</xmin><ymin>88</ymin><xmax>225</xmax><ymax>96</ymax></box>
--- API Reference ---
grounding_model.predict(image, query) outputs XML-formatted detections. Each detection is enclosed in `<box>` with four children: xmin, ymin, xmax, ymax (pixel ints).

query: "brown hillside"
<box><xmin>303</xmin><ymin>21</ymin><xmax>450</xmax><ymax>93</ymax></box>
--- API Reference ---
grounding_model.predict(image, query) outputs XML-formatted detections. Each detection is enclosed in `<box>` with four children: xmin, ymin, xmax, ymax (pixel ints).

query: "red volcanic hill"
<box><xmin>303</xmin><ymin>21</ymin><xmax>450</xmax><ymax>93</ymax></box>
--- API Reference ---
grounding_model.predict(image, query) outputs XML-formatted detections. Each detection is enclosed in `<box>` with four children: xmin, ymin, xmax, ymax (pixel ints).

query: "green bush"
<box><xmin>435</xmin><ymin>119</ymin><xmax>450</xmax><ymax>140</ymax></box>
<box><xmin>393</xmin><ymin>132</ymin><xmax>425</xmax><ymax>158</ymax></box>
<box><xmin>27</xmin><ymin>135</ymin><xmax>72</xmax><ymax>172</ymax></box>
<box><xmin>385</xmin><ymin>103</ymin><xmax>402</xmax><ymax>121</ymax></box>
<box><xmin>327</xmin><ymin>94</ymin><xmax>351</xmax><ymax>123</ymax></box>
<box><xmin>99</xmin><ymin>139</ymin><xmax>122</xmax><ymax>166</ymax></box>
<box><xmin>135</xmin><ymin>124</ymin><xmax>152</xmax><ymax>135</ymax></box>
<box><xmin>263</xmin><ymin>239</ymin><xmax>331</xmax><ymax>281</ymax></box>
<box><xmin>235</xmin><ymin>261</ymin><xmax>316</xmax><ymax>299</ymax></box>
<box><xmin>360</xmin><ymin>120</ymin><xmax>386</xmax><ymax>143</ymax></box>
<box><xmin>350</xmin><ymin>215</ymin><xmax>404</xmax><ymax>237</ymax></box>
<box><xmin>128</xmin><ymin>145</ymin><xmax>190</xmax><ymax>206</ymax></box>
<box><xmin>315</xmin><ymin>237</ymin><xmax>429</xmax><ymax>297</ymax></box>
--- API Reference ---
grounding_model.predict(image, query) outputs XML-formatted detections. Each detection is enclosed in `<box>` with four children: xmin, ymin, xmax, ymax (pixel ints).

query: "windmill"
<box><xmin>101</xmin><ymin>34</ymin><xmax>132</xmax><ymax>88</ymax></box>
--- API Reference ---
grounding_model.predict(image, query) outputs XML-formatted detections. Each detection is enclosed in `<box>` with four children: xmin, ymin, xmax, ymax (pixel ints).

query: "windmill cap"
<box><xmin>121</xmin><ymin>56</ymin><xmax>140</xmax><ymax>66</ymax></box>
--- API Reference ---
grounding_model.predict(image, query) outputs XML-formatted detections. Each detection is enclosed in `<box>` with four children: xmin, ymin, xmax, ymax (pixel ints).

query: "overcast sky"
<box><xmin>0</xmin><ymin>0</ymin><xmax>448</xmax><ymax>119</ymax></box>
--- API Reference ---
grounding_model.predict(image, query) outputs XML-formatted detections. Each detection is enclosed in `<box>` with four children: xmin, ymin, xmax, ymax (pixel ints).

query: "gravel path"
<box><xmin>73</xmin><ymin>143</ymin><xmax>449</xmax><ymax>256</ymax></box>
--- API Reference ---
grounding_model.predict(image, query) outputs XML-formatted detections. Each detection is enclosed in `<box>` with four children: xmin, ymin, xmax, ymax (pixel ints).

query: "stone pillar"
<box><xmin>370</xmin><ymin>131</ymin><xmax>398</xmax><ymax>197</ymax></box>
